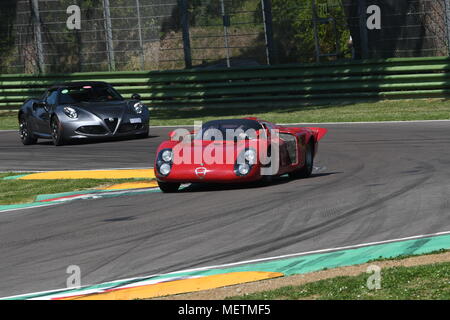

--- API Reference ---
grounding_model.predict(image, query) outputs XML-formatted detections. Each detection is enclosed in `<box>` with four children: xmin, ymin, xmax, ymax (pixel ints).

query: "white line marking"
<box><xmin>146</xmin><ymin>230</ymin><xmax>450</xmax><ymax>274</ymax></box>
<box><xmin>3</xmin><ymin>229</ymin><xmax>450</xmax><ymax>300</ymax></box>
<box><xmin>0</xmin><ymin>202</ymin><xmax>60</xmax><ymax>214</ymax></box>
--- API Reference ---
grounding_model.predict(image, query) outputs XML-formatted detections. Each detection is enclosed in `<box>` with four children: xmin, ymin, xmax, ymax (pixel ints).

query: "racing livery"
<box><xmin>154</xmin><ymin>118</ymin><xmax>327</xmax><ymax>192</ymax></box>
<box><xmin>18</xmin><ymin>81</ymin><xmax>150</xmax><ymax>146</ymax></box>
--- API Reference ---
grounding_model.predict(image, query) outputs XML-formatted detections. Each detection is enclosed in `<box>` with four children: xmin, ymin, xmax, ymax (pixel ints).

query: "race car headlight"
<box><xmin>235</xmin><ymin>149</ymin><xmax>256</xmax><ymax>176</ymax></box>
<box><xmin>162</xmin><ymin>150</ymin><xmax>173</xmax><ymax>162</ymax></box>
<box><xmin>133</xmin><ymin>102</ymin><xmax>144</xmax><ymax>114</ymax></box>
<box><xmin>159</xmin><ymin>163</ymin><xmax>171</xmax><ymax>176</ymax></box>
<box><xmin>157</xmin><ymin>149</ymin><xmax>173</xmax><ymax>176</ymax></box>
<box><xmin>63</xmin><ymin>107</ymin><xmax>78</xmax><ymax>119</ymax></box>
<box><xmin>237</xmin><ymin>163</ymin><xmax>250</xmax><ymax>176</ymax></box>
<box><xmin>244</xmin><ymin>149</ymin><xmax>257</xmax><ymax>164</ymax></box>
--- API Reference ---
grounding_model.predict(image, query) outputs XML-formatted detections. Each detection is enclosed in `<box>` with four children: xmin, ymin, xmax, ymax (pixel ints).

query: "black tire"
<box><xmin>157</xmin><ymin>181</ymin><xmax>180</xmax><ymax>193</ymax></box>
<box><xmin>289</xmin><ymin>141</ymin><xmax>314</xmax><ymax>179</ymax></box>
<box><xmin>51</xmin><ymin>116</ymin><xmax>65</xmax><ymax>146</ymax></box>
<box><xmin>19</xmin><ymin>115</ymin><xmax>38</xmax><ymax>145</ymax></box>
<box><xmin>259</xmin><ymin>174</ymin><xmax>273</xmax><ymax>186</ymax></box>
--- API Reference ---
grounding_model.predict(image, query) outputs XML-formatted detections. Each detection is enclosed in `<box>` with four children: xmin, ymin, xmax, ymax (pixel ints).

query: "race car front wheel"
<box><xmin>289</xmin><ymin>141</ymin><xmax>314</xmax><ymax>179</ymax></box>
<box><xmin>158</xmin><ymin>181</ymin><xmax>180</xmax><ymax>193</ymax></box>
<box><xmin>51</xmin><ymin>116</ymin><xmax>66</xmax><ymax>146</ymax></box>
<box><xmin>19</xmin><ymin>116</ymin><xmax>38</xmax><ymax>145</ymax></box>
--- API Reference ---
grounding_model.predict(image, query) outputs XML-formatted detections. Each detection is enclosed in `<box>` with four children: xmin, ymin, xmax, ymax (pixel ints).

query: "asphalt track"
<box><xmin>1</xmin><ymin>121</ymin><xmax>450</xmax><ymax>297</ymax></box>
<box><xmin>0</xmin><ymin>130</ymin><xmax>164</xmax><ymax>171</ymax></box>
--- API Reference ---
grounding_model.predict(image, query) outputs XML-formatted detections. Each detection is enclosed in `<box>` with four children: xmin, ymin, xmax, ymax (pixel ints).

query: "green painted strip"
<box><xmin>3</xmin><ymin>174</ymin><xmax>29</xmax><ymax>180</ymax></box>
<box><xmin>5</xmin><ymin>233</ymin><xmax>450</xmax><ymax>300</ymax></box>
<box><xmin>0</xmin><ymin>202</ymin><xmax>59</xmax><ymax>212</ymax></box>
<box><xmin>0</xmin><ymin>188</ymin><xmax>163</xmax><ymax>213</ymax></box>
<box><xmin>153</xmin><ymin>234</ymin><xmax>450</xmax><ymax>278</ymax></box>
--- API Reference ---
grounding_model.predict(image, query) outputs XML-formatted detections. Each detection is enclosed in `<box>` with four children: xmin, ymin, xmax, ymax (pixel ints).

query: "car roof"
<box><xmin>49</xmin><ymin>81</ymin><xmax>110</xmax><ymax>90</ymax></box>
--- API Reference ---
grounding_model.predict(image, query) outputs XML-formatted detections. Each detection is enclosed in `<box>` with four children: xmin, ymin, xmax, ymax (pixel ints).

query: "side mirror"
<box><xmin>131</xmin><ymin>93</ymin><xmax>141</xmax><ymax>101</ymax></box>
<box><xmin>169</xmin><ymin>130</ymin><xmax>178</xmax><ymax>140</ymax></box>
<box><xmin>33</xmin><ymin>101</ymin><xmax>48</xmax><ymax>111</ymax></box>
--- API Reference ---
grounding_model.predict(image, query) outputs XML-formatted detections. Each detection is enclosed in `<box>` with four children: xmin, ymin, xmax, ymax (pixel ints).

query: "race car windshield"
<box><xmin>59</xmin><ymin>85</ymin><xmax>124</xmax><ymax>104</ymax></box>
<box><xmin>195</xmin><ymin>120</ymin><xmax>263</xmax><ymax>141</ymax></box>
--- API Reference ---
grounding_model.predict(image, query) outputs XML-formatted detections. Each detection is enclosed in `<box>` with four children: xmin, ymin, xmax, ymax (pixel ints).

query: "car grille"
<box><xmin>104</xmin><ymin>118</ymin><xmax>119</xmax><ymax>133</ymax></box>
<box><xmin>118</xmin><ymin>123</ymin><xmax>145</xmax><ymax>133</ymax></box>
<box><xmin>76</xmin><ymin>126</ymin><xmax>108</xmax><ymax>135</ymax></box>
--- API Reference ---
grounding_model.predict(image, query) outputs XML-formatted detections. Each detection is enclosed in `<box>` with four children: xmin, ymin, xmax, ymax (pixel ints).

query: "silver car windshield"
<box><xmin>59</xmin><ymin>85</ymin><xmax>124</xmax><ymax>104</ymax></box>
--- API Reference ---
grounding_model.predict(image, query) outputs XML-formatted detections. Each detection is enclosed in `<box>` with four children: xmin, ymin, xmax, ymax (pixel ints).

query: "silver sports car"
<box><xmin>18</xmin><ymin>81</ymin><xmax>150</xmax><ymax>146</ymax></box>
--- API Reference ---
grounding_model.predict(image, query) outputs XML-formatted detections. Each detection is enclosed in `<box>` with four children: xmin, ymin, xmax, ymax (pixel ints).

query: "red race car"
<box><xmin>154</xmin><ymin>118</ymin><xmax>327</xmax><ymax>193</ymax></box>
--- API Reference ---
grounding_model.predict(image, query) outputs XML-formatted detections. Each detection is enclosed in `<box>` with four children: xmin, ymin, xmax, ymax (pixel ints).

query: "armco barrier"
<box><xmin>1</xmin><ymin>56</ymin><xmax>450</xmax><ymax>110</ymax></box>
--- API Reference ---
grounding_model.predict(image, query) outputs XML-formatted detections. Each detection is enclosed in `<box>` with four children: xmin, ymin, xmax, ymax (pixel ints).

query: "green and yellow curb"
<box><xmin>62</xmin><ymin>272</ymin><xmax>284</xmax><ymax>300</ymax></box>
<box><xmin>5</xmin><ymin>168</ymin><xmax>155</xmax><ymax>180</ymax></box>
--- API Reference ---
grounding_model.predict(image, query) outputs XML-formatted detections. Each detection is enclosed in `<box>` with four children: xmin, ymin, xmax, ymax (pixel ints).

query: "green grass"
<box><xmin>0</xmin><ymin>173</ymin><xmax>148</xmax><ymax>205</ymax></box>
<box><xmin>0</xmin><ymin>111</ymin><xmax>18</xmax><ymax>130</ymax></box>
<box><xmin>2</xmin><ymin>99</ymin><xmax>450</xmax><ymax>130</ymax></box>
<box><xmin>148</xmin><ymin>99</ymin><xmax>450</xmax><ymax>126</ymax></box>
<box><xmin>229</xmin><ymin>262</ymin><xmax>450</xmax><ymax>300</ymax></box>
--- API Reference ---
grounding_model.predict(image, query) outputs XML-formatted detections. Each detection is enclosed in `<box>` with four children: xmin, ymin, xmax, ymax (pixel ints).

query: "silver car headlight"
<box><xmin>133</xmin><ymin>102</ymin><xmax>144</xmax><ymax>114</ymax></box>
<box><xmin>159</xmin><ymin>163</ymin><xmax>171</xmax><ymax>176</ymax></box>
<box><xmin>237</xmin><ymin>163</ymin><xmax>250</xmax><ymax>176</ymax></box>
<box><xmin>64</xmin><ymin>107</ymin><xmax>78</xmax><ymax>119</ymax></box>
<box><xmin>244</xmin><ymin>149</ymin><xmax>257</xmax><ymax>164</ymax></box>
<box><xmin>162</xmin><ymin>150</ymin><xmax>173</xmax><ymax>162</ymax></box>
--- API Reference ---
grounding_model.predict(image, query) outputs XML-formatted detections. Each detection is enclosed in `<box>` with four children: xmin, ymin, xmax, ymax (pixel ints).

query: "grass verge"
<box><xmin>149</xmin><ymin>99</ymin><xmax>450</xmax><ymax>126</ymax></box>
<box><xmin>0</xmin><ymin>173</ymin><xmax>151</xmax><ymax>205</ymax></box>
<box><xmin>229</xmin><ymin>261</ymin><xmax>450</xmax><ymax>300</ymax></box>
<box><xmin>2</xmin><ymin>99</ymin><xmax>450</xmax><ymax>130</ymax></box>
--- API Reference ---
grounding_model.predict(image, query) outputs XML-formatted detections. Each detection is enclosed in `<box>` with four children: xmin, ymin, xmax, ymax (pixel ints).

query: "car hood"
<box><xmin>73</xmin><ymin>101</ymin><xmax>130</xmax><ymax>119</ymax></box>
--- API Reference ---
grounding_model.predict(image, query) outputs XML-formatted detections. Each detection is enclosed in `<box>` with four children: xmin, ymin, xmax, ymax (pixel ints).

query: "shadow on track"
<box><xmin>35</xmin><ymin>135</ymin><xmax>159</xmax><ymax>146</ymax></box>
<box><xmin>179</xmin><ymin>172</ymin><xmax>341</xmax><ymax>193</ymax></box>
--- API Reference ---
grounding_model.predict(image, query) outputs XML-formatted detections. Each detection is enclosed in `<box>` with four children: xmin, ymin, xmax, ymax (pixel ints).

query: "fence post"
<box><xmin>445</xmin><ymin>0</ymin><xmax>450</xmax><ymax>55</ymax></box>
<box><xmin>178</xmin><ymin>0</ymin><xmax>192</xmax><ymax>69</ymax></box>
<box><xmin>311</xmin><ymin>0</ymin><xmax>321</xmax><ymax>62</ymax></box>
<box><xmin>31</xmin><ymin>0</ymin><xmax>45</xmax><ymax>73</ymax></box>
<box><xmin>102</xmin><ymin>0</ymin><xmax>115</xmax><ymax>71</ymax></box>
<box><xmin>358</xmin><ymin>0</ymin><xmax>369</xmax><ymax>59</ymax></box>
<box><xmin>136</xmin><ymin>0</ymin><xmax>145</xmax><ymax>70</ymax></box>
<box><xmin>220</xmin><ymin>0</ymin><xmax>231</xmax><ymax>67</ymax></box>
<box><xmin>261</xmin><ymin>0</ymin><xmax>276</xmax><ymax>65</ymax></box>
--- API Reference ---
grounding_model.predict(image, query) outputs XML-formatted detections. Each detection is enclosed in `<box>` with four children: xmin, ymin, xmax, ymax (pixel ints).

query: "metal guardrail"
<box><xmin>1</xmin><ymin>56</ymin><xmax>450</xmax><ymax>111</ymax></box>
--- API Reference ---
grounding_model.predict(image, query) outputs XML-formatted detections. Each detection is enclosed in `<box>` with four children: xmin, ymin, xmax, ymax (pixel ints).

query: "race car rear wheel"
<box><xmin>19</xmin><ymin>115</ymin><xmax>38</xmax><ymax>145</ymax></box>
<box><xmin>51</xmin><ymin>116</ymin><xmax>66</xmax><ymax>146</ymax></box>
<box><xmin>158</xmin><ymin>181</ymin><xmax>180</xmax><ymax>193</ymax></box>
<box><xmin>289</xmin><ymin>141</ymin><xmax>314</xmax><ymax>179</ymax></box>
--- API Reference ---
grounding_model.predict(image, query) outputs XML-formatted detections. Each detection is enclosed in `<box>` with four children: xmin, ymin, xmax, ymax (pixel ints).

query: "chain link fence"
<box><xmin>1</xmin><ymin>0</ymin><xmax>450</xmax><ymax>74</ymax></box>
